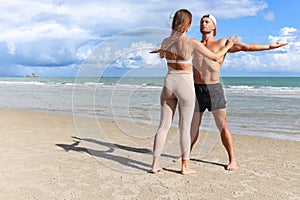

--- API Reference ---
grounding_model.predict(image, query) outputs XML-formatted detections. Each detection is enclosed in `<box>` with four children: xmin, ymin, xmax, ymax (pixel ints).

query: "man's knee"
<box><xmin>216</xmin><ymin>119</ymin><xmax>228</xmax><ymax>132</ymax></box>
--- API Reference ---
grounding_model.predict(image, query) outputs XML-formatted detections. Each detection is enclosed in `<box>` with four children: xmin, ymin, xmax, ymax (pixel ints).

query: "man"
<box><xmin>188</xmin><ymin>14</ymin><xmax>287</xmax><ymax>170</ymax></box>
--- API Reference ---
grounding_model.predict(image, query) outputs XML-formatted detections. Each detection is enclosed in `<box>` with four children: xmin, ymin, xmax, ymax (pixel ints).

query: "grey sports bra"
<box><xmin>166</xmin><ymin>38</ymin><xmax>193</xmax><ymax>64</ymax></box>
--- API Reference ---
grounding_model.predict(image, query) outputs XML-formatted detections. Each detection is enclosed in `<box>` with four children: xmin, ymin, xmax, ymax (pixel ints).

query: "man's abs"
<box><xmin>192</xmin><ymin>56</ymin><xmax>221</xmax><ymax>84</ymax></box>
<box><xmin>193</xmin><ymin>66</ymin><xmax>221</xmax><ymax>84</ymax></box>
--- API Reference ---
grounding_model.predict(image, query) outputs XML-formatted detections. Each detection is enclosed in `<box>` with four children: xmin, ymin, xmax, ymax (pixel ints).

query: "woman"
<box><xmin>150</xmin><ymin>9</ymin><xmax>237</xmax><ymax>175</ymax></box>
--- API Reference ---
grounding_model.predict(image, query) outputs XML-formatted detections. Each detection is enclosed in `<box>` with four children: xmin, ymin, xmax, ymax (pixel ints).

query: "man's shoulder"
<box><xmin>210</xmin><ymin>38</ymin><xmax>229</xmax><ymax>49</ymax></box>
<box><xmin>216</xmin><ymin>38</ymin><xmax>228</xmax><ymax>44</ymax></box>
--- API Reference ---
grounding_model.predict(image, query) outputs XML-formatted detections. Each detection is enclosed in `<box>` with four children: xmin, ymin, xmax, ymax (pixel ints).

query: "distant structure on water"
<box><xmin>26</xmin><ymin>73</ymin><xmax>39</xmax><ymax>78</ymax></box>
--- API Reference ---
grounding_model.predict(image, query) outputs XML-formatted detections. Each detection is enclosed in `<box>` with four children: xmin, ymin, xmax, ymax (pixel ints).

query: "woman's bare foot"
<box><xmin>181</xmin><ymin>167</ymin><xmax>196</xmax><ymax>175</ymax></box>
<box><xmin>150</xmin><ymin>167</ymin><xmax>163</xmax><ymax>174</ymax></box>
<box><xmin>151</xmin><ymin>156</ymin><xmax>163</xmax><ymax>173</ymax></box>
<box><xmin>181</xmin><ymin>160</ymin><xmax>196</xmax><ymax>175</ymax></box>
<box><xmin>226</xmin><ymin>161</ymin><xmax>237</xmax><ymax>171</ymax></box>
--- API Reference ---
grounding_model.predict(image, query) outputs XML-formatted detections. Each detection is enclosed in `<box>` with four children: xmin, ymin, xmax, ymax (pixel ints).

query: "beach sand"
<box><xmin>0</xmin><ymin>108</ymin><xmax>299</xmax><ymax>199</ymax></box>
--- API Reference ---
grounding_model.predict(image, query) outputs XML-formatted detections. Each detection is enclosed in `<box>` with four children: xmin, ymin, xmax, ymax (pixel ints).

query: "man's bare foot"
<box><xmin>181</xmin><ymin>167</ymin><xmax>196</xmax><ymax>175</ymax></box>
<box><xmin>173</xmin><ymin>156</ymin><xmax>182</xmax><ymax>162</ymax></box>
<box><xmin>226</xmin><ymin>162</ymin><xmax>237</xmax><ymax>171</ymax></box>
<box><xmin>150</xmin><ymin>167</ymin><xmax>163</xmax><ymax>174</ymax></box>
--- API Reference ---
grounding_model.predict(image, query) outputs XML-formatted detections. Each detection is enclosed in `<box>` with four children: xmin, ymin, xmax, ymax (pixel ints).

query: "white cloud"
<box><xmin>269</xmin><ymin>27</ymin><xmax>298</xmax><ymax>44</ymax></box>
<box><xmin>104</xmin><ymin>41</ymin><xmax>163</xmax><ymax>69</ymax></box>
<box><xmin>0</xmin><ymin>0</ymin><xmax>273</xmax><ymax>76</ymax></box>
<box><xmin>280</xmin><ymin>27</ymin><xmax>297</xmax><ymax>36</ymax></box>
<box><xmin>208</xmin><ymin>0</ymin><xmax>268</xmax><ymax>19</ymax></box>
<box><xmin>269</xmin><ymin>27</ymin><xmax>300</xmax><ymax>55</ymax></box>
<box><xmin>224</xmin><ymin>26</ymin><xmax>300</xmax><ymax>73</ymax></box>
<box><xmin>224</xmin><ymin>52</ymin><xmax>268</xmax><ymax>71</ymax></box>
<box><xmin>267</xmin><ymin>31</ymin><xmax>300</xmax><ymax>73</ymax></box>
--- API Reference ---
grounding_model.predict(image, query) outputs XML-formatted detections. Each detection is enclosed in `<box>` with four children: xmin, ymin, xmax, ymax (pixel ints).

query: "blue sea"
<box><xmin>0</xmin><ymin>76</ymin><xmax>299</xmax><ymax>141</ymax></box>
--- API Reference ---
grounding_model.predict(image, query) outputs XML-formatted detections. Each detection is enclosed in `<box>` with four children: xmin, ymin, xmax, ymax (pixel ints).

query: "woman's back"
<box><xmin>162</xmin><ymin>35</ymin><xmax>193</xmax><ymax>72</ymax></box>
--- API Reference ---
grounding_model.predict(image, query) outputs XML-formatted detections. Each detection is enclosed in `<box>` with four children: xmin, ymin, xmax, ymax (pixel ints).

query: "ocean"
<box><xmin>0</xmin><ymin>76</ymin><xmax>299</xmax><ymax>142</ymax></box>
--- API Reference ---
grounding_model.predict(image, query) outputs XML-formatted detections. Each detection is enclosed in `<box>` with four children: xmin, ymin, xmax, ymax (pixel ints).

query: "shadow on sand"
<box><xmin>56</xmin><ymin>136</ymin><xmax>175</xmax><ymax>172</ymax></box>
<box><xmin>190</xmin><ymin>158</ymin><xmax>227</xmax><ymax>170</ymax></box>
<box><xmin>56</xmin><ymin>136</ymin><xmax>226</xmax><ymax>172</ymax></box>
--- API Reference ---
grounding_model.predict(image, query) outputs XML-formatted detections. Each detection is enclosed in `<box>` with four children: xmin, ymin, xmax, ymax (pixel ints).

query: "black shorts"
<box><xmin>194</xmin><ymin>83</ymin><xmax>226</xmax><ymax>112</ymax></box>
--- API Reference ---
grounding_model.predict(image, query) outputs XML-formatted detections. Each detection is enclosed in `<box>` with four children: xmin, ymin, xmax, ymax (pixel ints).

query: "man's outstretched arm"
<box><xmin>228</xmin><ymin>41</ymin><xmax>288</xmax><ymax>53</ymax></box>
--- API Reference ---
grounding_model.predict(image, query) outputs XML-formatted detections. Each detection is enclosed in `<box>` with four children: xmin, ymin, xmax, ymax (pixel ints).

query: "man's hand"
<box><xmin>269</xmin><ymin>42</ymin><xmax>288</xmax><ymax>49</ymax></box>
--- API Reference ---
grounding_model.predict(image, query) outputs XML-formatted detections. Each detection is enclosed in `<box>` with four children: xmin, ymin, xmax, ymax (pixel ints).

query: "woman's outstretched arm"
<box><xmin>192</xmin><ymin>35</ymin><xmax>238</xmax><ymax>61</ymax></box>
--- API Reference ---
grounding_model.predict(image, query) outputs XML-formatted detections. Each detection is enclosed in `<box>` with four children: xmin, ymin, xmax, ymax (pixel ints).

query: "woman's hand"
<box><xmin>149</xmin><ymin>48</ymin><xmax>165</xmax><ymax>58</ymax></box>
<box><xmin>149</xmin><ymin>48</ymin><xmax>162</xmax><ymax>53</ymax></box>
<box><xmin>226</xmin><ymin>35</ymin><xmax>238</xmax><ymax>48</ymax></box>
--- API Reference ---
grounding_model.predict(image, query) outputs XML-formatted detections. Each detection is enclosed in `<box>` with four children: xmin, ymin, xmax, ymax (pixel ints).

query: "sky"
<box><xmin>0</xmin><ymin>0</ymin><xmax>299</xmax><ymax>77</ymax></box>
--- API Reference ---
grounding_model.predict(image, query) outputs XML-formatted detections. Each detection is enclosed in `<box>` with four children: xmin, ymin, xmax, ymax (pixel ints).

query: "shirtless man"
<box><xmin>189</xmin><ymin>14</ymin><xmax>288</xmax><ymax>170</ymax></box>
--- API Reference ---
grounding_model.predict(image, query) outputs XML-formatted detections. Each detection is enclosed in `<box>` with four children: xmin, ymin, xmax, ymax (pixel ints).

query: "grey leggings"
<box><xmin>153</xmin><ymin>69</ymin><xmax>195</xmax><ymax>160</ymax></box>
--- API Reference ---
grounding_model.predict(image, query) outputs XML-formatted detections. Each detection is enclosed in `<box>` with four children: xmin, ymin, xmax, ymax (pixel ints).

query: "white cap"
<box><xmin>201</xmin><ymin>14</ymin><xmax>217</xmax><ymax>36</ymax></box>
<box><xmin>202</xmin><ymin>14</ymin><xmax>217</xmax><ymax>26</ymax></box>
